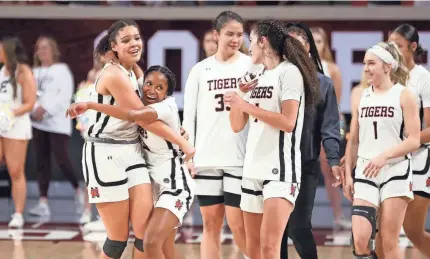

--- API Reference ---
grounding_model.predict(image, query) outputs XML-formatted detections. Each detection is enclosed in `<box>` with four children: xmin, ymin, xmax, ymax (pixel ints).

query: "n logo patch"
<box><xmin>91</xmin><ymin>187</ymin><xmax>100</xmax><ymax>198</ymax></box>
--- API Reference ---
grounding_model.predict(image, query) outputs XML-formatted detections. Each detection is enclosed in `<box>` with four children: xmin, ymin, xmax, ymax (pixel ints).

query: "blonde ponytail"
<box><xmin>377</xmin><ymin>42</ymin><xmax>409</xmax><ymax>85</ymax></box>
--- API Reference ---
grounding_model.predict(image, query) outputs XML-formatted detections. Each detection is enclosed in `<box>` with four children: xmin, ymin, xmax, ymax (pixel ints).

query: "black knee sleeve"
<box><xmin>103</xmin><ymin>238</ymin><xmax>127</xmax><ymax>259</ymax></box>
<box><xmin>351</xmin><ymin>206</ymin><xmax>377</xmax><ymax>255</ymax></box>
<box><xmin>134</xmin><ymin>237</ymin><xmax>144</xmax><ymax>252</ymax></box>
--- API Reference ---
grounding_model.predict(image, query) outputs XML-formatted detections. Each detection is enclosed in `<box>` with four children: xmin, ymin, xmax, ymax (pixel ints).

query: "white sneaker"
<box><xmin>83</xmin><ymin>218</ymin><xmax>105</xmax><ymax>232</ymax></box>
<box><xmin>79</xmin><ymin>209</ymin><xmax>92</xmax><ymax>225</ymax></box>
<box><xmin>334</xmin><ymin>217</ymin><xmax>352</xmax><ymax>230</ymax></box>
<box><xmin>8</xmin><ymin>213</ymin><xmax>24</xmax><ymax>228</ymax></box>
<box><xmin>28</xmin><ymin>202</ymin><xmax>50</xmax><ymax>217</ymax></box>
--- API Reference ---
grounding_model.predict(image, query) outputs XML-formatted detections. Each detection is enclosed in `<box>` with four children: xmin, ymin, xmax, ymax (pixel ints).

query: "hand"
<box><xmin>66</xmin><ymin>102</ymin><xmax>89</xmax><ymax>119</ymax></box>
<box><xmin>181</xmin><ymin>144</ymin><xmax>195</xmax><ymax>163</ymax></box>
<box><xmin>339</xmin><ymin>156</ymin><xmax>345</xmax><ymax>167</ymax></box>
<box><xmin>224</xmin><ymin>91</ymin><xmax>245</xmax><ymax>109</ymax></box>
<box><xmin>180</xmin><ymin>127</ymin><xmax>189</xmax><ymax>141</ymax></box>
<box><xmin>343</xmin><ymin>175</ymin><xmax>354</xmax><ymax>202</ymax></box>
<box><xmin>239</xmin><ymin>78</ymin><xmax>258</xmax><ymax>94</ymax></box>
<box><xmin>331</xmin><ymin>165</ymin><xmax>343</xmax><ymax>187</ymax></box>
<box><xmin>363</xmin><ymin>154</ymin><xmax>387</xmax><ymax>178</ymax></box>
<box><xmin>185</xmin><ymin>160</ymin><xmax>196</xmax><ymax>178</ymax></box>
<box><xmin>31</xmin><ymin>106</ymin><xmax>46</xmax><ymax>121</ymax></box>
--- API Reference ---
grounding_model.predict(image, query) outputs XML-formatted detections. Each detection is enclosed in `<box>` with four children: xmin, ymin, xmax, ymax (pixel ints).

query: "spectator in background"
<box><xmin>29</xmin><ymin>36</ymin><xmax>85</xmax><ymax>219</ymax></box>
<box><xmin>311</xmin><ymin>26</ymin><xmax>350</xmax><ymax>230</ymax></box>
<box><xmin>0</xmin><ymin>36</ymin><xmax>37</xmax><ymax>228</ymax></box>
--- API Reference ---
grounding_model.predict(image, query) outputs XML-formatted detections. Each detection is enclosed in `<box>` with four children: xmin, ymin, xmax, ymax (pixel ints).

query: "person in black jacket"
<box><xmin>280</xmin><ymin>22</ymin><xmax>343</xmax><ymax>259</ymax></box>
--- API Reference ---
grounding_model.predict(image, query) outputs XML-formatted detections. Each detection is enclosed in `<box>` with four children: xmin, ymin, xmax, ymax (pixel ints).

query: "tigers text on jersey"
<box><xmin>358</xmin><ymin>84</ymin><xmax>407</xmax><ymax>163</ymax></box>
<box><xmin>182</xmin><ymin>52</ymin><xmax>262</xmax><ymax>169</ymax></box>
<box><xmin>243</xmin><ymin>61</ymin><xmax>304</xmax><ymax>182</ymax></box>
<box><xmin>85</xmin><ymin>63</ymin><xmax>140</xmax><ymax>141</ymax></box>
<box><xmin>407</xmin><ymin>65</ymin><xmax>430</xmax><ymax>149</ymax></box>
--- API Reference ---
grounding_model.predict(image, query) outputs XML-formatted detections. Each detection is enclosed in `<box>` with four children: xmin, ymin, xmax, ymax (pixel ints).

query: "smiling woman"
<box><xmin>67</xmin><ymin>65</ymin><xmax>195</xmax><ymax>259</ymax></box>
<box><xmin>67</xmin><ymin>20</ymin><xmax>194</xmax><ymax>259</ymax></box>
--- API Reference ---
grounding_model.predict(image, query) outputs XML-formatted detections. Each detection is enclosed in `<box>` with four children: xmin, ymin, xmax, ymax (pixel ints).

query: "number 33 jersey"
<box><xmin>358</xmin><ymin>83</ymin><xmax>407</xmax><ymax>163</ymax></box>
<box><xmin>183</xmin><ymin>52</ymin><xmax>262</xmax><ymax>169</ymax></box>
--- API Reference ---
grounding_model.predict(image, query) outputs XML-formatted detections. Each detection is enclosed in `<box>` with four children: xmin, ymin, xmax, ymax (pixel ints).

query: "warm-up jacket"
<box><xmin>301</xmin><ymin>72</ymin><xmax>341</xmax><ymax>172</ymax></box>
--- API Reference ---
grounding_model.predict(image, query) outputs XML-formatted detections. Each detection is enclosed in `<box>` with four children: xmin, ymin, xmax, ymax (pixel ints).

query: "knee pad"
<box><xmin>134</xmin><ymin>237</ymin><xmax>144</xmax><ymax>252</ymax></box>
<box><xmin>102</xmin><ymin>238</ymin><xmax>127</xmax><ymax>259</ymax></box>
<box><xmin>350</xmin><ymin>206</ymin><xmax>377</xmax><ymax>254</ymax></box>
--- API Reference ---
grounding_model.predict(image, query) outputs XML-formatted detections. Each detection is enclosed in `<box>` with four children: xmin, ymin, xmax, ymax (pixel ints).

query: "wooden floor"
<box><xmin>0</xmin><ymin>240</ymin><xmax>428</xmax><ymax>259</ymax></box>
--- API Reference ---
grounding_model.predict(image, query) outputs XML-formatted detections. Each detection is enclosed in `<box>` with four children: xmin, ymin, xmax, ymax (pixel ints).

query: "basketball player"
<box><xmin>344</xmin><ymin>42</ymin><xmax>420</xmax><ymax>259</ymax></box>
<box><xmin>388</xmin><ymin>24</ymin><xmax>430</xmax><ymax>258</ymax></box>
<box><xmin>225</xmin><ymin>19</ymin><xmax>320</xmax><ymax>259</ymax></box>
<box><xmin>67</xmin><ymin>65</ymin><xmax>193</xmax><ymax>259</ymax></box>
<box><xmin>182</xmin><ymin>11</ymin><xmax>253</xmax><ymax>259</ymax></box>
<box><xmin>0</xmin><ymin>36</ymin><xmax>36</xmax><ymax>228</ymax></box>
<box><xmin>278</xmin><ymin>22</ymin><xmax>341</xmax><ymax>259</ymax></box>
<box><xmin>76</xmin><ymin>20</ymin><xmax>193</xmax><ymax>259</ymax></box>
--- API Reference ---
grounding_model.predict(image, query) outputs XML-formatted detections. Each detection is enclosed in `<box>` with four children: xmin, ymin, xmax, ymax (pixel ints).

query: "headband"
<box><xmin>366</xmin><ymin>45</ymin><xmax>398</xmax><ymax>71</ymax></box>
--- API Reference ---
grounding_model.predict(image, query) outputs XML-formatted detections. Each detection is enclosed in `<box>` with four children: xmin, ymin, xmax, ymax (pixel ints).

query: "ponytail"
<box><xmin>95</xmin><ymin>34</ymin><xmax>110</xmax><ymax>58</ymax></box>
<box><xmin>282</xmin><ymin>35</ymin><xmax>320</xmax><ymax>110</ymax></box>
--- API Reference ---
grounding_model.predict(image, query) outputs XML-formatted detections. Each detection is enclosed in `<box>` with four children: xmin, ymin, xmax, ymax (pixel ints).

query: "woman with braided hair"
<box><xmin>225</xmin><ymin>19</ymin><xmax>320</xmax><ymax>259</ymax></box>
<box><xmin>67</xmin><ymin>65</ymin><xmax>194</xmax><ymax>259</ymax></box>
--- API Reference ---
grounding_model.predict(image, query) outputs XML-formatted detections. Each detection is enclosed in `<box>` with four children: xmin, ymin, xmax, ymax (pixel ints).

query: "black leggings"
<box><xmin>33</xmin><ymin>128</ymin><xmax>79</xmax><ymax>197</ymax></box>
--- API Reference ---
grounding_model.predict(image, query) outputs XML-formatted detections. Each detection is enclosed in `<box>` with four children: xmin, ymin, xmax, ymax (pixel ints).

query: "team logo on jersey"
<box><xmin>90</xmin><ymin>187</ymin><xmax>100</xmax><ymax>198</ymax></box>
<box><xmin>272</xmin><ymin>168</ymin><xmax>279</xmax><ymax>175</ymax></box>
<box><xmin>426</xmin><ymin>177</ymin><xmax>430</xmax><ymax>188</ymax></box>
<box><xmin>290</xmin><ymin>184</ymin><xmax>297</xmax><ymax>197</ymax></box>
<box><xmin>164</xmin><ymin>178</ymin><xmax>170</xmax><ymax>184</ymax></box>
<box><xmin>175</xmin><ymin>199</ymin><xmax>183</xmax><ymax>210</ymax></box>
<box><xmin>409</xmin><ymin>182</ymin><xmax>413</xmax><ymax>192</ymax></box>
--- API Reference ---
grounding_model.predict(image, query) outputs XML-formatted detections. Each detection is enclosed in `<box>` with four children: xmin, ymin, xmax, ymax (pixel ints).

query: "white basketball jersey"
<box><xmin>407</xmin><ymin>65</ymin><xmax>430</xmax><ymax>150</ymax></box>
<box><xmin>86</xmin><ymin>63</ymin><xmax>140</xmax><ymax>141</ymax></box>
<box><xmin>183</xmin><ymin>52</ymin><xmax>261</xmax><ymax>169</ymax></box>
<box><xmin>243</xmin><ymin>61</ymin><xmax>305</xmax><ymax>182</ymax></box>
<box><xmin>139</xmin><ymin>97</ymin><xmax>181</xmax><ymax>165</ymax></box>
<box><xmin>358</xmin><ymin>84</ymin><xmax>407</xmax><ymax>163</ymax></box>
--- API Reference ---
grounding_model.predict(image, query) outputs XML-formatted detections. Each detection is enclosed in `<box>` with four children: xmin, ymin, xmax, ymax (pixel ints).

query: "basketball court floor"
<box><xmin>0</xmin><ymin>182</ymin><xmax>428</xmax><ymax>259</ymax></box>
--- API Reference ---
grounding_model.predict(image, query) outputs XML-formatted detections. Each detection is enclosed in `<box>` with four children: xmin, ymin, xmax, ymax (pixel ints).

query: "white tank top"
<box><xmin>358</xmin><ymin>84</ymin><xmax>407</xmax><ymax>163</ymax></box>
<box><xmin>85</xmin><ymin>63</ymin><xmax>140</xmax><ymax>141</ymax></box>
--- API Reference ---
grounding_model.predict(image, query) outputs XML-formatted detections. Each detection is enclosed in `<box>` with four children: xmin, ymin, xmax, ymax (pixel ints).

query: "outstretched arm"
<box><xmin>86</xmin><ymin>102</ymin><xmax>158</xmax><ymax>124</ymax></box>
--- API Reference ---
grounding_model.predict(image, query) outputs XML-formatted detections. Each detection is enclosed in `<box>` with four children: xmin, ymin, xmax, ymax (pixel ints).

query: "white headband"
<box><xmin>366</xmin><ymin>45</ymin><xmax>398</xmax><ymax>71</ymax></box>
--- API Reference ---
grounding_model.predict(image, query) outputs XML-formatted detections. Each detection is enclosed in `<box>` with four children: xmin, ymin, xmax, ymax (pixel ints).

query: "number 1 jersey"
<box><xmin>358</xmin><ymin>84</ymin><xmax>407</xmax><ymax>163</ymax></box>
<box><xmin>183</xmin><ymin>53</ymin><xmax>261</xmax><ymax>169</ymax></box>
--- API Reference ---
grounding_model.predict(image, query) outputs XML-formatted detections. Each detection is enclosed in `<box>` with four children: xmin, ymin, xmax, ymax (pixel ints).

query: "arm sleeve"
<box><xmin>39</xmin><ymin>65</ymin><xmax>74</xmax><ymax>116</ymax></box>
<box><xmin>280</xmin><ymin>65</ymin><xmax>304</xmax><ymax>102</ymax></box>
<box><xmin>182</xmin><ymin>65</ymin><xmax>199</xmax><ymax>146</ymax></box>
<box><xmin>420</xmin><ymin>74</ymin><xmax>430</xmax><ymax>108</ymax></box>
<box><xmin>321</xmin><ymin>78</ymin><xmax>341</xmax><ymax>167</ymax></box>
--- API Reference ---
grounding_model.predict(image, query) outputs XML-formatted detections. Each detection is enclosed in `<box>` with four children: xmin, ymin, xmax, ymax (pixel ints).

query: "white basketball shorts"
<box><xmin>82</xmin><ymin>141</ymin><xmax>150</xmax><ymax>203</ymax></box>
<box><xmin>150</xmin><ymin>156</ymin><xmax>195</xmax><ymax>226</ymax></box>
<box><xmin>193</xmin><ymin>167</ymin><xmax>242</xmax><ymax>207</ymax></box>
<box><xmin>240</xmin><ymin>177</ymin><xmax>300</xmax><ymax>214</ymax></box>
<box><xmin>411</xmin><ymin>147</ymin><xmax>430</xmax><ymax>198</ymax></box>
<box><xmin>0</xmin><ymin>115</ymin><xmax>32</xmax><ymax>140</ymax></box>
<box><xmin>353</xmin><ymin>157</ymin><xmax>413</xmax><ymax>207</ymax></box>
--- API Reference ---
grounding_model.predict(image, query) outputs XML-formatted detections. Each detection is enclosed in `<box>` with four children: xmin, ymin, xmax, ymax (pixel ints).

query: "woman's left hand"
<box><xmin>363</xmin><ymin>154</ymin><xmax>387</xmax><ymax>178</ymax></box>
